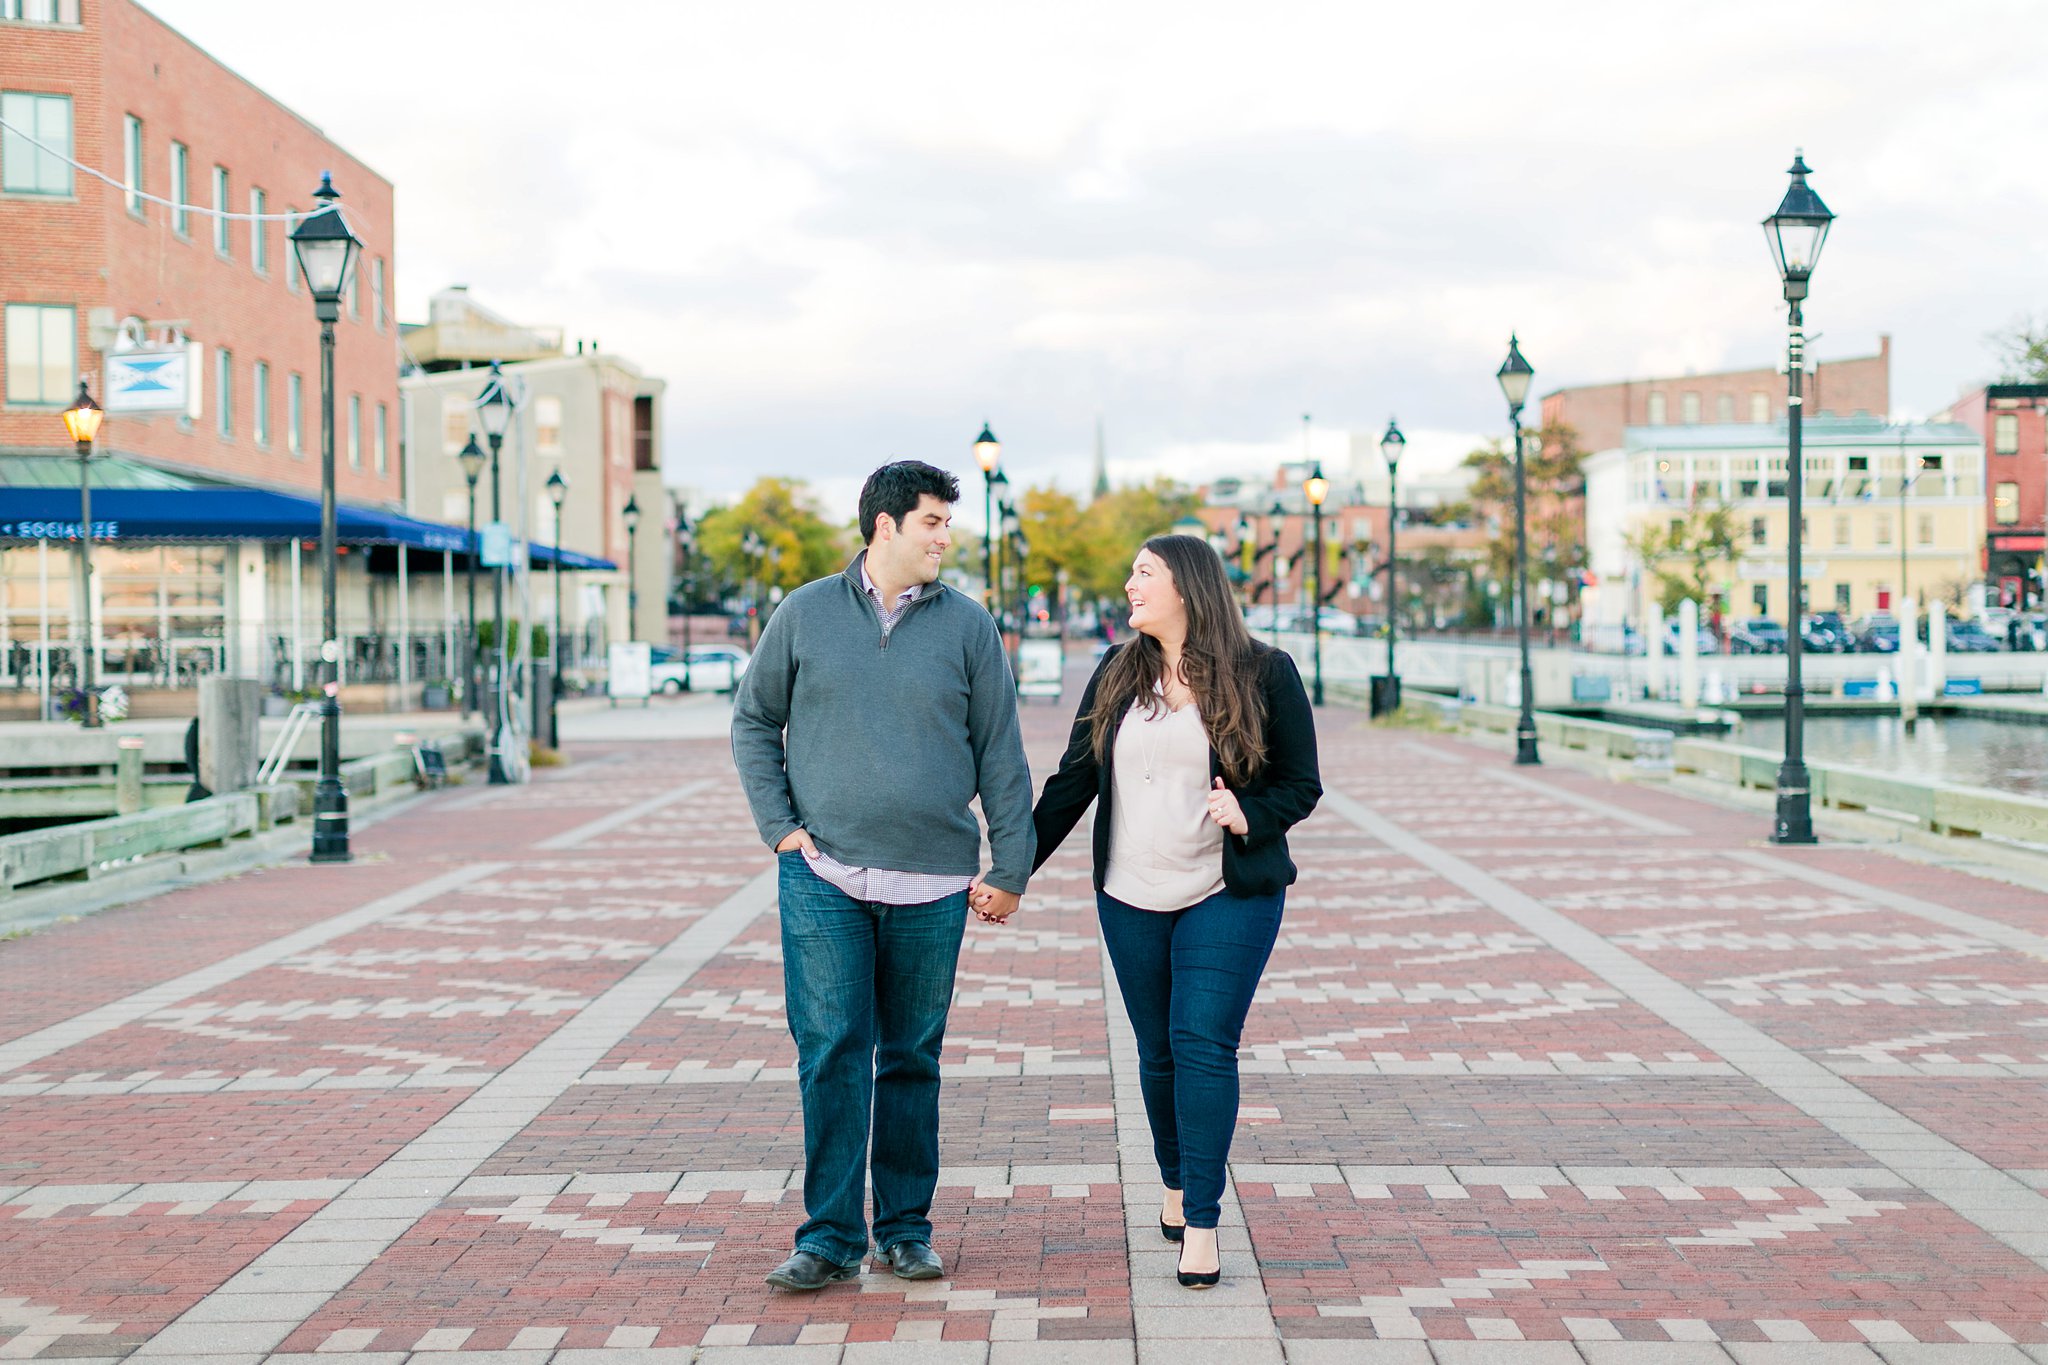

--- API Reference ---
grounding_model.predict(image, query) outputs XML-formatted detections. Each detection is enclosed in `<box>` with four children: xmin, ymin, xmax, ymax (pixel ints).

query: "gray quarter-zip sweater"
<box><xmin>730</xmin><ymin>553</ymin><xmax>1036</xmax><ymax>894</ymax></box>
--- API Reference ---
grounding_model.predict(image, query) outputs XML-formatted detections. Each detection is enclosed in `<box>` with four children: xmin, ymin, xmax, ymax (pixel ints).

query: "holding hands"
<box><xmin>1207</xmin><ymin>778</ymin><xmax>1248</xmax><ymax>836</ymax></box>
<box><xmin>968</xmin><ymin>877</ymin><xmax>1021</xmax><ymax>925</ymax></box>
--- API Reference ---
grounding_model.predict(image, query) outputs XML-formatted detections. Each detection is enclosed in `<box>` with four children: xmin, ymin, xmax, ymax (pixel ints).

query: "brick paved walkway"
<box><xmin>6</xmin><ymin>678</ymin><xmax>2048</xmax><ymax>1363</ymax></box>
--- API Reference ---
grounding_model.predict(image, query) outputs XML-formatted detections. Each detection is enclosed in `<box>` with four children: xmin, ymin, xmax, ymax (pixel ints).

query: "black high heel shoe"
<box><xmin>1176</xmin><ymin>1239</ymin><xmax>1221</xmax><ymax>1289</ymax></box>
<box><xmin>1159</xmin><ymin>1218</ymin><xmax>1185</xmax><ymax>1243</ymax></box>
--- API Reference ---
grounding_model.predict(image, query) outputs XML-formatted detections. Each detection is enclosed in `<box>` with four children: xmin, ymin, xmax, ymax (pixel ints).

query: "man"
<box><xmin>731</xmin><ymin>460</ymin><xmax>1034</xmax><ymax>1291</ymax></box>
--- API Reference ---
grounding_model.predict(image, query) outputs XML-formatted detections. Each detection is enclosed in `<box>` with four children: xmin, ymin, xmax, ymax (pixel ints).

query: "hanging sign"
<box><xmin>480</xmin><ymin>521</ymin><xmax>514</xmax><ymax>566</ymax></box>
<box><xmin>104</xmin><ymin>346</ymin><xmax>190</xmax><ymax>413</ymax></box>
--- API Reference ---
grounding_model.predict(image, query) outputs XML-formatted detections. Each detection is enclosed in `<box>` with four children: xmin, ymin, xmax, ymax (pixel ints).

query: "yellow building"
<box><xmin>1584</xmin><ymin>416</ymin><xmax>1985</xmax><ymax>631</ymax></box>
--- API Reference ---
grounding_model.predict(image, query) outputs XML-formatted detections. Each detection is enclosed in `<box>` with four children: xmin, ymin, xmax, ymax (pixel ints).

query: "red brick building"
<box><xmin>1936</xmin><ymin>382</ymin><xmax>2048</xmax><ymax>606</ymax></box>
<box><xmin>1540</xmin><ymin>335</ymin><xmax>1891</xmax><ymax>454</ymax></box>
<box><xmin>0</xmin><ymin>0</ymin><xmax>398</xmax><ymax>502</ymax></box>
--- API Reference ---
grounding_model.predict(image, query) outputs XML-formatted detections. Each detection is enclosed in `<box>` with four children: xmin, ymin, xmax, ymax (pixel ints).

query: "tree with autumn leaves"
<box><xmin>1451</xmin><ymin>417</ymin><xmax>1590</xmax><ymax>624</ymax></box>
<box><xmin>691</xmin><ymin>474</ymin><xmax>1200</xmax><ymax>625</ymax></box>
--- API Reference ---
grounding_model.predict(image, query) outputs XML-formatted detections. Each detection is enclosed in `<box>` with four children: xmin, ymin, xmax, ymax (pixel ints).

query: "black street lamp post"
<box><xmin>289</xmin><ymin>175</ymin><xmax>363</xmax><ymax>859</ymax></box>
<box><xmin>1000</xmin><ymin>499</ymin><xmax>1022</xmax><ymax>680</ymax></box>
<box><xmin>622</xmin><ymin>495</ymin><xmax>642</xmax><ymax>642</ymax></box>
<box><xmin>1380</xmin><ymin>418</ymin><xmax>1407</xmax><ymax>714</ymax></box>
<box><xmin>546</xmin><ymin>469</ymin><xmax>567</xmax><ymax>749</ymax></box>
<box><xmin>1764</xmin><ymin>151</ymin><xmax>1834</xmax><ymax>846</ymax></box>
<box><xmin>1304</xmin><ymin>463</ymin><xmax>1328</xmax><ymax>706</ymax></box>
<box><xmin>974</xmin><ymin>424</ymin><xmax>1001</xmax><ymax>610</ymax></box>
<box><xmin>1497</xmin><ymin>333</ymin><xmax>1539</xmax><ymax>766</ymax></box>
<box><xmin>988</xmin><ymin>467</ymin><xmax>1010</xmax><ymax>631</ymax></box>
<box><xmin>676</xmin><ymin>510</ymin><xmax>695</xmax><ymax>692</ymax></box>
<box><xmin>1267</xmin><ymin>499</ymin><xmax>1285</xmax><ymax>650</ymax></box>
<box><xmin>457</xmin><ymin>436</ymin><xmax>484</xmax><ymax>719</ymax></box>
<box><xmin>474</xmin><ymin>361</ymin><xmax>517</xmax><ymax>784</ymax></box>
<box><xmin>742</xmin><ymin>530</ymin><xmax>765</xmax><ymax>644</ymax></box>
<box><xmin>60</xmin><ymin>382</ymin><xmax>104</xmax><ymax>728</ymax></box>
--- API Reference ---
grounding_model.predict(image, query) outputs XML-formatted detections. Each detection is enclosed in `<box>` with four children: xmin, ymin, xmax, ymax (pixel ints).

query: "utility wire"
<box><xmin>0</xmin><ymin>114</ymin><xmax>360</xmax><ymax>227</ymax></box>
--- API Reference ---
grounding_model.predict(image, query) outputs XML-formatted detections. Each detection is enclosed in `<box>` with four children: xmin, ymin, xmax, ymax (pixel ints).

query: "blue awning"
<box><xmin>0</xmin><ymin>486</ymin><xmax>614</xmax><ymax>568</ymax></box>
<box><xmin>530</xmin><ymin>543</ymin><xmax>616</xmax><ymax>570</ymax></box>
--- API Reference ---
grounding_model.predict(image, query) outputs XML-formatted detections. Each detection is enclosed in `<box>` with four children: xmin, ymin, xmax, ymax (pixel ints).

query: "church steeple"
<box><xmin>1091</xmin><ymin>415</ymin><xmax>1110</xmax><ymax>502</ymax></box>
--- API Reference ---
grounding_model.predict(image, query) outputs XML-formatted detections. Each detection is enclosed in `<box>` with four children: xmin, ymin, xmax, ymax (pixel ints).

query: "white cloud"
<box><xmin>141</xmin><ymin>0</ymin><xmax>2048</xmax><ymax>519</ymax></box>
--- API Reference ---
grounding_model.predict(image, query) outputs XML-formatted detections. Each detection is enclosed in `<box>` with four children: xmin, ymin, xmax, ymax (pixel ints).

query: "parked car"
<box><xmin>1661</xmin><ymin>621</ymin><xmax>1719</xmax><ymax>655</ymax></box>
<box><xmin>1851</xmin><ymin>614</ymin><xmax>1899</xmax><ymax>653</ymax></box>
<box><xmin>650</xmin><ymin>643</ymin><xmax>751</xmax><ymax>693</ymax></box>
<box><xmin>1654</xmin><ymin>626</ymin><xmax>1720</xmax><ymax>654</ymax></box>
<box><xmin>1929</xmin><ymin>616</ymin><xmax>2003</xmax><ymax>653</ymax></box>
<box><xmin>1726</xmin><ymin>617</ymin><xmax>1788</xmax><ymax>654</ymax></box>
<box><xmin>1801</xmin><ymin>611</ymin><xmax>1854</xmax><ymax>653</ymax></box>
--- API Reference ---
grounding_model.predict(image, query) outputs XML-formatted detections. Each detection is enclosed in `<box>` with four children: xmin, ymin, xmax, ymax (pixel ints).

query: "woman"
<box><xmin>977</xmin><ymin>533</ymin><xmax>1320</xmax><ymax>1288</ymax></box>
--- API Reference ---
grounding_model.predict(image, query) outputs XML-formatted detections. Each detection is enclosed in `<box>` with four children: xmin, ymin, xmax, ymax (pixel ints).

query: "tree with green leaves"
<box><xmin>1991</xmin><ymin>315</ymin><xmax>2048</xmax><ymax>384</ymax></box>
<box><xmin>693</xmin><ymin>478</ymin><xmax>853</xmax><ymax>604</ymax></box>
<box><xmin>1624</xmin><ymin>497</ymin><xmax>1741</xmax><ymax>614</ymax></box>
<box><xmin>1069</xmin><ymin>479</ymin><xmax>1202</xmax><ymax>603</ymax></box>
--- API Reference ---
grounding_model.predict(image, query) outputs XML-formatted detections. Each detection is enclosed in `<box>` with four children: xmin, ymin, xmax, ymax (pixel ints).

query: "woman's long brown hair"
<box><xmin>1088</xmin><ymin>534</ymin><xmax>1267</xmax><ymax>785</ymax></box>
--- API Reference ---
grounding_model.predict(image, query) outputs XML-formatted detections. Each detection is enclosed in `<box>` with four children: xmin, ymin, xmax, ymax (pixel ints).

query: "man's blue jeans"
<box><xmin>1096</xmin><ymin>886</ymin><xmax>1285</xmax><ymax>1229</ymax></box>
<box><xmin>777</xmin><ymin>851</ymin><xmax>967</xmax><ymax>1266</ymax></box>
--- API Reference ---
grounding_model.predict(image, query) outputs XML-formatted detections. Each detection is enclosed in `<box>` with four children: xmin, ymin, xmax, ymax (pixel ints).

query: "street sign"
<box><xmin>104</xmin><ymin>346</ymin><xmax>190</xmax><ymax>413</ymax></box>
<box><xmin>607</xmin><ymin>642</ymin><xmax>651</xmax><ymax>705</ymax></box>
<box><xmin>480</xmin><ymin>521</ymin><xmax>513</xmax><ymax>566</ymax></box>
<box><xmin>1017</xmin><ymin>638</ymin><xmax>1064</xmax><ymax>700</ymax></box>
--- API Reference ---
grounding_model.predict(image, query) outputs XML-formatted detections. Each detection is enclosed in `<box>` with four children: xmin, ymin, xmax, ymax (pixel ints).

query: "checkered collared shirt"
<box><xmin>798</xmin><ymin>564</ymin><xmax>978</xmax><ymax>907</ymax></box>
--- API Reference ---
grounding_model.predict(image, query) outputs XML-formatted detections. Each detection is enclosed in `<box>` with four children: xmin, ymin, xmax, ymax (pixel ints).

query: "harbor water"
<box><xmin>1733</xmin><ymin>714</ymin><xmax>2048</xmax><ymax>799</ymax></box>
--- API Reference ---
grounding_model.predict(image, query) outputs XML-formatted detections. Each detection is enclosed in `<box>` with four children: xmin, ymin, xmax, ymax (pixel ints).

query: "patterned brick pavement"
<box><xmin>5</xmin><ymin>675</ymin><xmax>2048</xmax><ymax>1362</ymax></box>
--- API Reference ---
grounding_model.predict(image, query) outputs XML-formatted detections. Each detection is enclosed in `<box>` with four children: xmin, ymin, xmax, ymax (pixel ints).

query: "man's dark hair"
<box><xmin>859</xmin><ymin>461</ymin><xmax>960</xmax><ymax>543</ymax></box>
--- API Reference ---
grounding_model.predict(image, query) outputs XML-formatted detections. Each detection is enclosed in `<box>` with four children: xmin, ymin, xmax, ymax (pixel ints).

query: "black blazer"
<box><xmin>1030</xmin><ymin>642</ymin><xmax>1322</xmax><ymax>898</ymax></box>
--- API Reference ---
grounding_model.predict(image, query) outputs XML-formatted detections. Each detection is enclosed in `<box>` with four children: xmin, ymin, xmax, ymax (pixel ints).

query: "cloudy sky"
<box><xmin>144</xmin><ymin>0</ymin><xmax>2048</xmax><ymax>525</ymax></box>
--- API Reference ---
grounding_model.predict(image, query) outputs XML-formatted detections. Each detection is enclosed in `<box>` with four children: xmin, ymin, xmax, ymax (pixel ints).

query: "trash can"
<box><xmin>1369</xmin><ymin>674</ymin><xmax>1401</xmax><ymax>717</ymax></box>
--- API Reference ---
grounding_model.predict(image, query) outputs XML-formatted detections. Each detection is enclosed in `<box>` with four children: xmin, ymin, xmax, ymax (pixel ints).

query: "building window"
<box><xmin>375</xmin><ymin>402</ymin><xmax>388</xmax><ymax>476</ymax></box>
<box><xmin>1875</xmin><ymin>516</ymin><xmax>1892</xmax><ymax>546</ymax></box>
<box><xmin>1750</xmin><ymin>392</ymin><xmax>1769</xmax><ymax>423</ymax></box>
<box><xmin>371</xmin><ymin>258</ymin><xmax>386</xmax><ymax>333</ymax></box>
<box><xmin>215</xmin><ymin>347</ymin><xmax>233</xmax><ymax>438</ymax></box>
<box><xmin>122</xmin><ymin>114</ymin><xmax>143</xmax><ymax>216</ymax></box>
<box><xmin>1681</xmin><ymin>392</ymin><xmax>1701</xmax><ymax>425</ymax></box>
<box><xmin>283</xmin><ymin>212</ymin><xmax>299</xmax><ymax>292</ymax></box>
<box><xmin>535</xmin><ymin>395</ymin><xmax>562</xmax><ymax>452</ymax></box>
<box><xmin>1835</xmin><ymin>584</ymin><xmax>1851</xmax><ymax>613</ymax></box>
<box><xmin>1739</xmin><ymin>479</ymin><xmax>1758</xmax><ymax>498</ymax></box>
<box><xmin>348</xmin><ymin>396</ymin><xmax>361</xmax><ymax>468</ymax></box>
<box><xmin>250</xmin><ymin>188</ymin><xmax>268</xmax><ymax>274</ymax></box>
<box><xmin>442</xmin><ymin>395</ymin><xmax>471</xmax><ymax>451</ymax></box>
<box><xmin>287</xmin><ymin>372</ymin><xmax>303</xmax><ymax>456</ymax></box>
<box><xmin>1833</xmin><ymin>515</ymin><xmax>1850</xmax><ymax>548</ymax></box>
<box><xmin>345</xmin><ymin>256</ymin><xmax>359</xmax><ymax>319</ymax></box>
<box><xmin>0</xmin><ymin>92</ymin><xmax>72</xmax><ymax>195</ymax></box>
<box><xmin>0</xmin><ymin>0</ymin><xmax>83</xmax><ymax>21</ymax></box>
<box><xmin>1996</xmin><ymin>482</ymin><xmax>2021</xmax><ymax>526</ymax></box>
<box><xmin>253</xmin><ymin>361</ymin><xmax>270</xmax><ymax>447</ymax></box>
<box><xmin>1921</xmin><ymin>453</ymin><xmax>1943</xmax><ymax>472</ymax></box>
<box><xmin>212</xmin><ymin>166</ymin><xmax>230</xmax><ymax>256</ymax></box>
<box><xmin>1848</xmin><ymin>454</ymin><xmax>1868</xmax><ymax>472</ymax></box>
<box><xmin>1717</xmin><ymin>393</ymin><xmax>1735</xmax><ymax>423</ymax></box>
<box><xmin>1995</xmin><ymin>413</ymin><xmax>2020</xmax><ymax>455</ymax></box>
<box><xmin>170</xmin><ymin>141</ymin><xmax>189</xmax><ymax>235</ymax></box>
<box><xmin>3</xmin><ymin>303</ymin><xmax>74</xmax><ymax>406</ymax></box>
<box><xmin>1750</xmin><ymin>517</ymin><xmax>1767</xmax><ymax>547</ymax></box>
<box><xmin>1917</xmin><ymin>513</ymin><xmax>1935</xmax><ymax>547</ymax></box>
<box><xmin>1647</xmin><ymin>392</ymin><xmax>1667</xmax><ymax>425</ymax></box>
